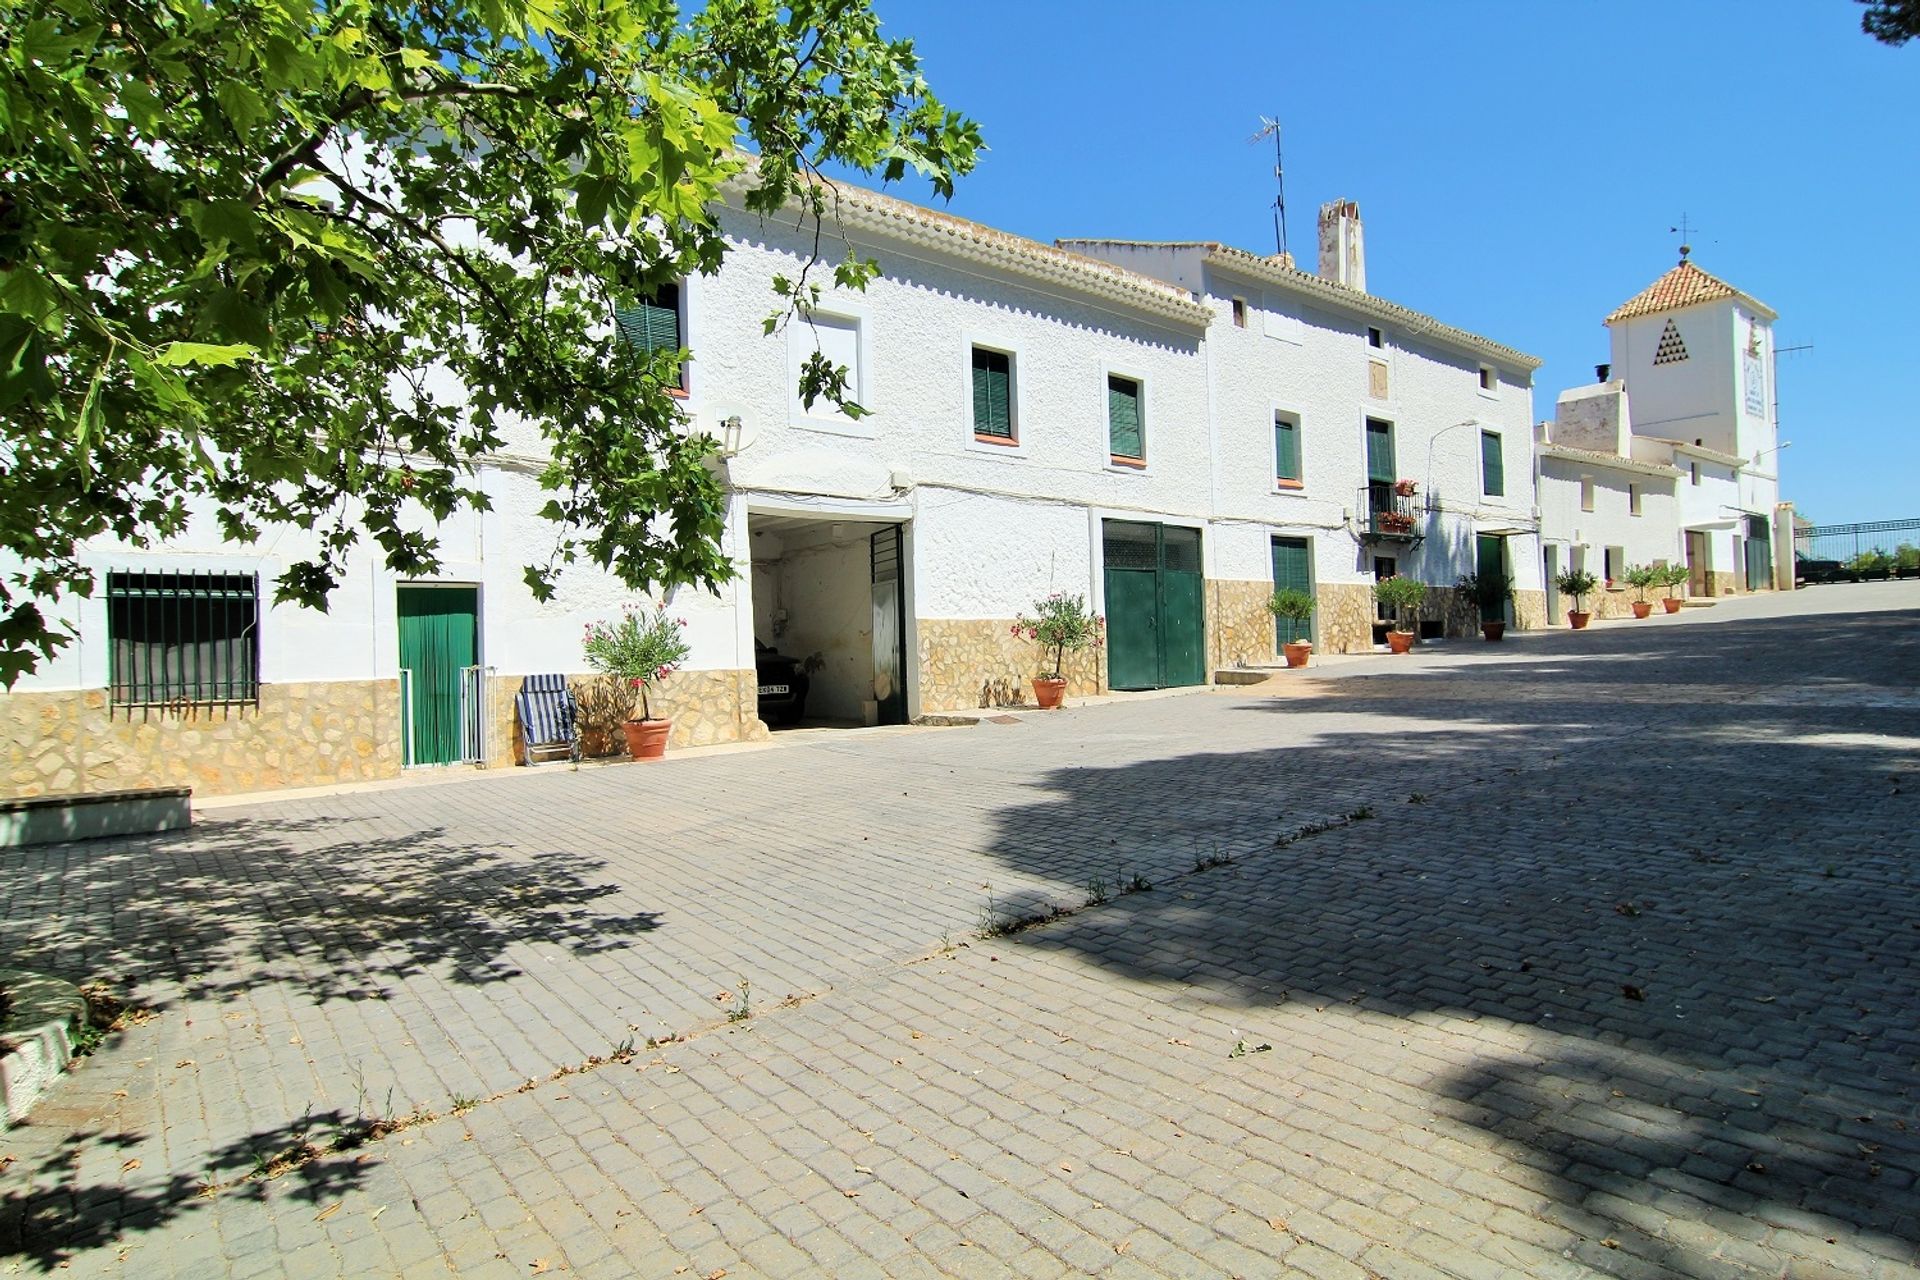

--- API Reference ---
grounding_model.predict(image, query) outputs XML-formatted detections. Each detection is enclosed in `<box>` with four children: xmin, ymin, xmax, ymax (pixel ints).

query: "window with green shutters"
<box><xmin>614</xmin><ymin>283</ymin><xmax>685</xmax><ymax>389</ymax></box>
<box><xmin>1108</xmin><ymin>374</ymin><xmax>1144</xmax><ymax>462</ymax></box>
<box><xmin>1481</xmin><ymin>429</ymin><xmax>1504</xmax><ymax>496</ymax></box>
<box><xmin>1274</xmin><ymin>414</ymin><xmax>1302</xmax><ymax>486</ymax></box>
<box><xmin>972</xmin><ymin>347</ymin><xmax>1014</xmax><ymax>441</ymax></box>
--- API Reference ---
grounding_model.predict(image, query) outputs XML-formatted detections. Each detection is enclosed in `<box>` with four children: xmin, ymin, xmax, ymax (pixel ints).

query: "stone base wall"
<box><xmin>1318</xmin><ymin>583</ymin><xmax>1378</xmax><ymax>654</ymax></box>
<box><xmin>1513</xmin><ymin>589</ymin><xmax>1549</xmax><ymax>632</ymax></box>
<box><xmin>491</xmin><ymin>669</ymin><xmax>766</xmax><ymax>767</ymax></box>
<box><xmin>1209</xmin><ymin>580</ymin><xmax>1277</xmax><ymax>671</ymax></box>
<box><xmin>1708</xmin><ymin>571</ymin><xmax>1741</xmax><ymax>597</ymax></box>
<box><xmin>917</xmin><ymin>618</ymin><xmax>1103</xmax><ymax>712</ymax></box>
<box><xmin>1</xmin><ymin>680</ymin><xmax>401</xmax><ymax>800</ymax></box>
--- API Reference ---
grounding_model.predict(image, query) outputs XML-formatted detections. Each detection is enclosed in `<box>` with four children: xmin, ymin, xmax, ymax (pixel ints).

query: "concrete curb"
<box><xmin>0</xmin><ymin>967</ymin><xmax>86</xmax><ymax>1128</ymax></box>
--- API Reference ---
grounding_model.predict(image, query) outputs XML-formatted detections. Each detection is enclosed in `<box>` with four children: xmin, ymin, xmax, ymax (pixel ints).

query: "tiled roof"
<box><xmin>1604</xmin><ymin>258</ymin><xmax>1776</xmax><ymax>325</ymax></box>
<box><xmin>724</xmin><ymin>167</ymin><xmax>1212</xmax><ymax>329</ymax></box>
<box><xmin>1539</xmin><ymin>442</ymin><xmax>1684</xmax><ymax>478</ymax></box>
<box><xmin>1055</xmin><ymin>240</ymin><xmax>1542</xmax><ymax>371</ymax></box>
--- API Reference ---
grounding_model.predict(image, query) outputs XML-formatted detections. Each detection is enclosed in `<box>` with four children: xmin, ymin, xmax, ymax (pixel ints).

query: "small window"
<box><xmin>1478</xmin><ymin>364</ymin><xmax>1496</xmax><ymax>392</ymax></box>
<box><xmin>1480</xmin><ymin>430</ymin><xmax>1504</xmax><ymax>497</ymax></box>
<box><xmin>1580</xmin><ymin>477</ymin><xmax>1595</xmax><ymax>512</ymax></box>
<box><xmin>1231</xmin><ymin>298</ymin><xmax>1248</xmax><ymax>328</ymax></box>
<box><xmin>1107</xmin><ymin>374</ymin><xmax>1144</xmax><ymax>463</ymax></box>
<box><xmin>1604</xmin><ymin>546</ymin><xmax>1625</xmax><ymax>583</ymax></box>
<box><xmin>1372</xmin><ymin>556</ymin><xmax>1397</xmax><ymax>580</ymax></box>
<box><xmin>108</xmin><ymin>570</ymin><xmax>260</xmax><ymax>706</ymax></box>
<box><xmin>970</xmin><ymin>347</ymin><xmax>1014</xmax><ymax>442</ymax></box>
<box><xmin>1690</xmin><ymin>462</ymin><xmax>1700</xmax><ymax>486</ymax></box>
<box><xmin>615</xmin><ymin>282</ymin><xmax>686</xmax><ymax>391</ymax></box>
<box><xmin>789</xmin><ymin>312</ymin><xmax>863</xmax><ymax>423</ymax></box>
<box><xmin>1366</xmin><ymin>326</ymin><xmax>1384</xmax><ymax>349</ymax></box>
<box><xmin>1629</xmin><ymin>483</ymin><xmax>1643</xmax><ymax>516</ymax></box>
<box><xmin>1274</xmin><ymin>414</ymin><xmax>1302</xmax><ymax>487</ymax></box>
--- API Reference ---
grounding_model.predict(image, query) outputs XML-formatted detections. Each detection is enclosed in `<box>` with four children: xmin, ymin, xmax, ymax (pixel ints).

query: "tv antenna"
<box><xmin>1249</xmin><ymin>116</ymin><xmax>1288</xmax><ymax>261</ymax></box>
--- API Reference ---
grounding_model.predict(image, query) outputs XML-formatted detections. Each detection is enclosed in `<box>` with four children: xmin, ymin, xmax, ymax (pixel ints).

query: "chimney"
<box><xmin>1317</xmin><ymin>199</ymin><xmax>1366</xmax><ymax>292</ymax></box>
<box><xmin>1595</xmin><ymin>363</ymin><xmax>1611</xmax><ymax>382</ymax></box>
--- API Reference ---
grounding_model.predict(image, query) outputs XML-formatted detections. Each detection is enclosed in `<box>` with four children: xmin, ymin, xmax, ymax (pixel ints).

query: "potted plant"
<box><xmin>1267</xmin><ymin>588</ymin><xmax>1316</xmax><ymax>668</ymax></box>
<box><xmin>1457</xmin><ymin>570</ymin><xmax>1514</xmax><ymax>641</ymax></box>
<box><xmin>1623</xmin><ymin>564</ymin><xmax>1659</xmax><ymax>619</ymax></box>
<box><xmin>1555</xmin><ymin>568</ymin><xmax>1599</xmax><ymax>629</ymax></box>
<box><xmin>1656</xmin><ymin>561</ymin><xmax>1690</xmax><ymax>612</ymax></box>
<box><xmin>1013</xmin><ymin>592</ymin><xmax>1102</xmax><ymax>709</ymax></box>
<box><xmin>1372</xmin><ymin>575</ymin><xmax>1427</xmax><ymax>654</ymax></box>
<box><xmin>582</xmin><ymin>604</ymin><xmax>690</xmax><ymax>759</ymax></box>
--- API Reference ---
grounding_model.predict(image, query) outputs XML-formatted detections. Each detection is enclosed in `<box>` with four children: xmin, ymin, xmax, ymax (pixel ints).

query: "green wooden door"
<box><xmin>1158</xmin><ymin>526</ymin><xmax>1205</xmax><ymax>688</ymax></box>
<box><xmin>1744</xmin><ymin>515</ymin><xmax>1771</xmax><ymax>590</ymax></box>
<box><xmin>870</xmin><ymin>525</ymin><xmax>907</xmax><ymax>724</ymax></box>
<box><xmin>397</xmin><ymin>585</ymin><xmax>478</xmax><ymax>766</ymax></box>
<box><xmin>1101</xmin><ymin>521</ymin><xmax>1205</xmax><ymax>690</ymax></box>
<box><xmin>1475</xmin><ymin>534</ymin><xmax>1509</xmax><ymax>623</ymax></box>
<box><xmin>1270</xmin><ymin>537</ymin><xmax>1313</xmax><ymax>648</ymax></box>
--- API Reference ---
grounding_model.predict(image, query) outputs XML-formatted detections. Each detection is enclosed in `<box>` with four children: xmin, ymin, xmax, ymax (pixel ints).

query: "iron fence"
<box><xmin>1793</xmin><ymin>519</ymin><xmax>1920</xmax><ymax>581</ymax></box>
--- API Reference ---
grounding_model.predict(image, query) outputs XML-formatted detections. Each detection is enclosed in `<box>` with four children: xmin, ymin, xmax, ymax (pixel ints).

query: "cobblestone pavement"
<box><xmin>4</xmin><ymin>583</ymin><xmax>1919</xmax><ymax>1278</ymax></box>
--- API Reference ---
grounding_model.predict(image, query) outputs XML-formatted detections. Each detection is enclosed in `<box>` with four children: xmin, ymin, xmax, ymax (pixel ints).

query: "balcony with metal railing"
<box><xmin>1359</xmin><ymin>481</ymin><xmax>1424</xmax><ymax>543</ymax></box>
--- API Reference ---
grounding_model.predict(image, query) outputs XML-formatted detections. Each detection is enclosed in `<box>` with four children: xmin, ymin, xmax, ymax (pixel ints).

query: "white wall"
<box><xmin>1537</xmin><ymin>456</ymin><xmax>1684</xmax><ymax>583</ymax></box>
<box><xmin>1613</xmin><ymin>299</ymin><xmax>1739</xmax><ymax>456</ymax></box>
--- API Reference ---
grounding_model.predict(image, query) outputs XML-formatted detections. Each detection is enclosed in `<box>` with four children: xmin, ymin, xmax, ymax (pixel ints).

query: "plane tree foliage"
<box><xmin>0</xmin><ymin>0</ymin><xmax>979</xmax><ymax>682</ymax></box>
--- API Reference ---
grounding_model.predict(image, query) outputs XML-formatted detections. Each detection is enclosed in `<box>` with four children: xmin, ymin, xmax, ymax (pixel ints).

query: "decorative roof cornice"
<box><xmin>1539</xmin><ymin>443</ymin><xmax>1684</xmax><ymax>478</ymax></box>
<box><xmin>722</xmin><ymin>173</ymin><xmax>1212</xmax><ymax>330</ymax></box>
<box><xmin>1056</xmin><ymin>241</ymin><xmax>1541</xmax><ymax>371</ymax></box>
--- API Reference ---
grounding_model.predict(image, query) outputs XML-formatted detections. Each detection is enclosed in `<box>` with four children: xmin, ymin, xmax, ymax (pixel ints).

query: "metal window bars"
<box><xmin>106</xmin><ymin>570</ymin><xmax>260</xmax><ymax>707</ymax></box>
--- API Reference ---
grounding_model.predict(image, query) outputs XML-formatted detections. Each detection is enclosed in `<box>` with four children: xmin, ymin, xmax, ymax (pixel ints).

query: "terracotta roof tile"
<box><xmin>1604</xmin><ymin>259</ymin><xmax>1776</xmax><ymax>325</ymax></box>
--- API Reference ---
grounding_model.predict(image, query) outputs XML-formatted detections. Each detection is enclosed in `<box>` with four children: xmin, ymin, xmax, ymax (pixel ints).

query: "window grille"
<box><xmin>107</xmin><ymin>570</ymin><xmax>260</xmax><ymax>706</ymax></box>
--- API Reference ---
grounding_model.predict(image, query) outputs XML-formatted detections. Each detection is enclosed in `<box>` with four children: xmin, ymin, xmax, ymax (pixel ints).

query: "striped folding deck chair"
<box><xmin>515</xmin><ymin>674</ymin><xmax>581</xmax><ymax>766</ymax></box>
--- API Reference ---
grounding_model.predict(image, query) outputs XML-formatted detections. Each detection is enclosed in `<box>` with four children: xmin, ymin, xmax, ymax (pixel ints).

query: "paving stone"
<box><xmin>4</xmin><ymin>588</ymin><xmax>1918</xmax><ymax>1277</ymax></box>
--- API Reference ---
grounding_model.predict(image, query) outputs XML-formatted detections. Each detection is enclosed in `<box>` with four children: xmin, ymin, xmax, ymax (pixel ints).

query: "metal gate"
<box><xmin>1103</xmin><ymin>520</ymin><xmax>1205</xmax><ymax>691</ymax></box>
<box><xmin>1794</xmin><ymin>518</ymin><xmax>1920</xmax><ymax>581</ymax></box>
<box><xmin>870</xmin><ymin>525</ymin><xmax>907</xmax><ymax>724</ymax></box>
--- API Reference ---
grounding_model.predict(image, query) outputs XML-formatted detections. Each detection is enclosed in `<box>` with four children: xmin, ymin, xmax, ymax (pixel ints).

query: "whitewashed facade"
<box><xmin>3</xmin><ymin>187</ymin><xmax>1545</xmax><ymax>799</ymax></box>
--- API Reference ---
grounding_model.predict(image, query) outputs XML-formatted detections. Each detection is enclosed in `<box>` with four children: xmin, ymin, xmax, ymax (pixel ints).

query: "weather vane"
<box><xmin>1668</xmin><ymin>213</ymin><xmax>1699</xmax><ymax>262</ymax></box>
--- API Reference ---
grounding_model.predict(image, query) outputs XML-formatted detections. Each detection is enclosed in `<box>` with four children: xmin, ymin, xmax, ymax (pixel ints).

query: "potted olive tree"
<box><xmin>583</xmin><ymin>604</ymin><xmax>690</xmax><ymax>759</ymax></box>
<box><xmin>1267</xmin><ymin>588</ymin><xmax>1316</xmax><ymax>668</ymax></box>
<box><xmin>1014</xmin><ymin>592</ymin><xmax>1102</xmax><ymax>709</ymax></box>
<box><xmin>1456</xmin><ymin>570</ymin><xmax>1514</xmax><ymax>641</ymax></box>
<box><xmin>1623</xmin><ymin>564</ymin><xmax>1659</xmax><ymax>619</ymax></box>
<box><xmin>1372</xmin><ymin>575</ymin><xmax>1427</xmax><ymax>654</ymax></box>
<box><xmin>1657</xmin><ymin>561</ymin><xmax>1690</xmax><ymax>612</ymax></box>
<box><xmin>1555</xmin><ymin>568</ymin><xmax>1599</xmax><ymax>629</ymax></box>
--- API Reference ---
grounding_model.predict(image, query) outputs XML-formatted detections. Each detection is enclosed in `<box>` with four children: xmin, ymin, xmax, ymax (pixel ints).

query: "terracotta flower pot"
<box><xmin>1481</xmin><ymin>621</ymin><xmax>1506</xmax><ymax>642</ymax></box>
<box><xmin>1567</xmin><ymin>611</ymin><xmax>1591</xmax><ymax>630</ymax></box>
<box><xmin>1386</xmin><ymin>630</ymin><xmax>1415</xmax><ymax>654</ymax></box>
<box><xmin>1631</xmin><ymin>601</ymin><xmax>1653</xmax><ymax>619</ymax></box>
<box><xmin>1283</xmin><ymin>640</ymin><xmax>1312</xmax><ymax>669</ymax></box>
<box><xmin>1032</xmin><ymin>676</ymin><xmax>1067</xmax><ymax>710</ymax></box>
<box><xmin>1662</xmin><ymin>597</ymin><xmax>1683</xmax><ymax>614</ymax></box>
<box><xmin>623</xmin><ymin>718</ymin><xmax>672</xmax><ymax>760</ymax></box>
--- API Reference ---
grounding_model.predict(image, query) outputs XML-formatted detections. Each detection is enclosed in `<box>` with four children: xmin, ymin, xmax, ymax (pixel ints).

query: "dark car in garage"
<box><xmin>754</xmin><ymin>642</ymin><xmax>811</xmax><ymax>727</ymax></box>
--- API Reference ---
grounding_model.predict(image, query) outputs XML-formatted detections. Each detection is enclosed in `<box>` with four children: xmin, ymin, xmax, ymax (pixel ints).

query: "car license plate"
<box><xmin>758</xmin><ymin>684</ymin><xmax>789</xmax><ymax>696</ymax></box>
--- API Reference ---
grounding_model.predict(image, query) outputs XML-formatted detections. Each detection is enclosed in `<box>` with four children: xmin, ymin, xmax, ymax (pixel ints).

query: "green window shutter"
<box><xmin>1274</xmin><ymin>416</ymin><xmax>1300</xmax><ymax>482</ymax></box>
<box><xmin>614</xmin><ymin>283</ymin><xmax>682</xmax><ymax>357</ymax></box>
<box><xmin>1108</xmin><ymin>375</ymin><xmax>1143</xmax><ymax>458</ymax></box>
<box><xmin>1481</xmin><ymin>430</ymin><xmax>1504</xmax><ymax>496</ymax></box>
<box><xmin>972</xmin><ymin>348</ymin><xmax>1012</xmax><ymax>438</ymax></box>
<box><xmin>1365</xmin><ymin>419</ymin><xmax>1394</xmax><ymax>482</ymax></box>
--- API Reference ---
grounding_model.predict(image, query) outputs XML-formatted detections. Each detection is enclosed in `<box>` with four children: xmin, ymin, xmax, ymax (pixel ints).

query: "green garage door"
<box><xmin>1103</xmin><ymin>521</ymin><xmax>1205</xmax><ymax>691</ymax></box>
<box><xmin>1475</xmin><ymin>534</ymin><xmax>1510</xmax><ymax>624</ymax></box>
<box><xmin>1270</xmin><ymin>536</ymin><xmax>1312</xmax><ymax>649</ymax></box>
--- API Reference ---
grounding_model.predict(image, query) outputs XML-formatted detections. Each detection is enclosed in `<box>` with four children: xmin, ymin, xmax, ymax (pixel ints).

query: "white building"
<box><xmin>1537</xmin><ymin>251</ymin><xmax>1791</xmax><ymax>617</ymax></box>
<box><xmin>2</xmin><ymin>187</ymin><xmax>1542</xmax><ymax>800</ymax></box>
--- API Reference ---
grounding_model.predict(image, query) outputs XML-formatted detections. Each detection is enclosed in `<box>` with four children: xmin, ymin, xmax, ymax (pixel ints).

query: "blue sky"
<box><xmin>859</xmin><ymin>1</ymin><xmax>1918</xmax><ymax>523</ymax></box>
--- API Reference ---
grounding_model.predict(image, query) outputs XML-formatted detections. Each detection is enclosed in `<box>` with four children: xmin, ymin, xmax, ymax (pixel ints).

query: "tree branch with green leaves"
<box><xmin>0</xmin><ymin>0</ymin><xmax>981</xmax><ymax>684</ymax></box>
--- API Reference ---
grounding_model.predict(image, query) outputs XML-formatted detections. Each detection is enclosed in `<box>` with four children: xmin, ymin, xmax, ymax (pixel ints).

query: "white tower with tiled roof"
<box><xmin>1605</xmin><ymin>249</ymin><xmax>1783</xmax><ymax>591</ymax></box>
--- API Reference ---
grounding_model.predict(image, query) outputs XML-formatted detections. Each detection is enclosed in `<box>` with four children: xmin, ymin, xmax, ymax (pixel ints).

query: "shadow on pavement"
<box><xmin>980</xmin><ymin>605</ymin><xmax>1920</xmax><ymax>1269</ymax></box>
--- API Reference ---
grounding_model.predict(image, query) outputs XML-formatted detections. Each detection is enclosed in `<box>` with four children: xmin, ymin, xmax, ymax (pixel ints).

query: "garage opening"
<box><xmin>747</xmin><ymin>513</ymin><xmax>908</xmax><ymax>730</ymax></box>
